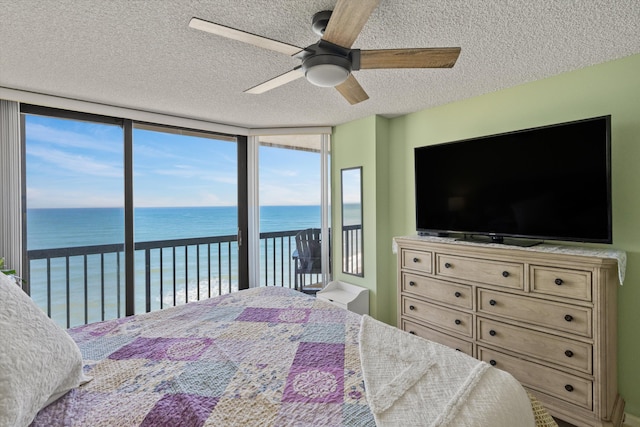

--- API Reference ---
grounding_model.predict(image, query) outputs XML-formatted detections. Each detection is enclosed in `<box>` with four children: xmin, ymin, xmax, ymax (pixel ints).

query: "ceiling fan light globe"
<box><xmin>302</xmin><ymin>55</ymin><xmax>352</xmax><ymax>87</ymax></box>
<box><xmin>306</xmin><ymin>63</ymin><xmax>350</xmax><ymax>87</ymax></box>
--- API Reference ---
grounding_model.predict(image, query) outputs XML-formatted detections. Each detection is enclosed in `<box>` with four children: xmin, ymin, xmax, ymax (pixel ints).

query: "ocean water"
<box><xmin>27</xmin><ymin>206</ymin><xmax>328</xmax><ymax>327</ymax></box>
<box><xmin>28</xmin><ymin>206</ymin><xmax>324</xmax><ymax>249</ymax></box>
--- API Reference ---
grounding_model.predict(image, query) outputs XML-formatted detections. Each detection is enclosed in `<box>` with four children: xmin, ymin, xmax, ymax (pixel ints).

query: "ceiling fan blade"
<box><xmin>335</xmin><ymin>74</ymin><xmax>369</xmax><ymax>105</ymax></box>
<box><xmin>322</xmin><ymin>0</ymin><xmax>380</xmax><ymax>48</ymax></box>
<box><xmin>189</xmin><ymin>17</ymin><xmax>302</xmax><ymax>56</ymax></box>
<box><xmin>359</xmin><ymin>47</ymin><xmax>461</xmax><ymax>69</ymax></box>
<box><xmin>244</xmin><ymin>68</ymin><xmax>305</xmax><ymax>94</ymax></box>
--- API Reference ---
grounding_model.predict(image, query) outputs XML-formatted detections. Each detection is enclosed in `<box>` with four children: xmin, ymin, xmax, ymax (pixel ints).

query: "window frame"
<box><xmin>20</xmin><ymin>105</ymin><xmax>249</xmax><ymax>317</ymax></box>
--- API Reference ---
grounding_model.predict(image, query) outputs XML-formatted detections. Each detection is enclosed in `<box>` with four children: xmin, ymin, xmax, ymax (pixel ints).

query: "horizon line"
<box><xmin>27</xmin><ymin>204</ymin><xmax>325</xmax><ymax>210</ymax></box>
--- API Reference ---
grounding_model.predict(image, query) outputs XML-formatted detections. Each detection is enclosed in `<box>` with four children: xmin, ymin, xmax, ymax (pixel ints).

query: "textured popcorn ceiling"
<box><xmin>1</xmin><ymin>0</ymin><xmax>639</xmax><ymax>129</ymax></box>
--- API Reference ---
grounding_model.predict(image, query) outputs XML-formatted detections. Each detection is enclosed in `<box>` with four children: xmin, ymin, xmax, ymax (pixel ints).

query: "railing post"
<box><xmin>145</xmin><ymin>248</ymin><xmax>151</xmax><ymax>313</ymax></box>
<box><xmin>83</xmin><ymin>255</ymin><xmax>88</xmax><ymax>325</ymax></box>
<box><xmin>117</xmin><ymin>251</ymin><xmax>121</xmax><ymax>318</ymax></box>
<box><xmin>184</xmin><ymin>246</ymin><xmax>189</xmax><ymax>304</ymax></box>
<box><xmin>65</xmin><ymin>256</ymin><xmax>70</xmax><ymax>328</ymax></box>
<box><xmin>100</xmin><ymin>254</ymin><xmax>104</xmax><ymax>321</ymax></box>
<box><xmin>344</xmin><ymin>228</ymin><xmax>351</xmax><ymax>272</ymax></box>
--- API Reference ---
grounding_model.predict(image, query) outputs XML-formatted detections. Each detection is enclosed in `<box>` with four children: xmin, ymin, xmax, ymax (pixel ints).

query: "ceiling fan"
<box><xmin>189</xmin><ymin>0</ymin><xmax>461</xmax><ymax>105</ymax></box>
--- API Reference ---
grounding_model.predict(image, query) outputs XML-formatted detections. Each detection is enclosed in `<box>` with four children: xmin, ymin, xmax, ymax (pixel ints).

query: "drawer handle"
<box><xmin>454</xmin><ymin>291</ymin><xmax>462</xmax><ymax>298</ymax></box>
<box><xmin>489</xmin><ymin>329</ymin><xmax>497</xmax><ymax>336</ymax></box>
<box><xmin>555</xmin><ymin>278</ymin><xmax>564</xmax><ymax>286</ymax></box>
<box><xmin>455</xmin><ymin>319</ymin><xmax>462</xmax><ymax>325</ymax></box>
<box><xmin>489</xmin><ymin>359</ymin><xmax>497</xmax><ymax>366</ymax></box>
<box><xmin>409</xmin><ymin>331</ymin><xmax>416</xmax><ymax>335</ymax></box>
<box><xmin>413</xmin><ymin>257</ymin><xmax>420</xmax><ymax>263</ymax></box>
<box><xmin>565</xmin><ymin>384</ymin><xmax>574</xmax><ymax>392</ymax></box>
<box><xmin>564</xmin><ymin>314</ymin><xmax>574</xmax><ymax>322</ymax></box>
<box><xmin>409</xmin><ymin>281</ymin><xmax>416</xmax><ymax>286</ymax></box>
<box><xmin>489</xmin><ymin>299</ymin><xmax>497</xmax><ymax>306</ymax></box>
<box><xmin>409</xmin><ymin>305</ymin><xmax>416</xmax><ymax>311</ymax></box>
<box><xmin>444</xmin><ymin>262</ymin><xmax>452</xmax><ymax>268</ymax></box>
<box><xmin>502</xmin><ymin>271</ymin><xmax>509</xmax><ymax>278</ymax></box>
<box><xmin>565</xmin><ymin>350</ymin><xmax>574</xmax><ymax>358</ymax></box>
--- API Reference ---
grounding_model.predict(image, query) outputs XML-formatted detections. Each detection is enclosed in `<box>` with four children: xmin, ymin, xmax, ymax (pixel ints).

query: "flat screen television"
<box><xmin>414</xmin><ymin>115</ymin><xmax>612</xmax><ymax>245</ymax></box>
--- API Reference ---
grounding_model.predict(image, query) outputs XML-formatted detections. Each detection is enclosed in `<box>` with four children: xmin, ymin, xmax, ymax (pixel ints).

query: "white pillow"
<box><xmin>0</xmin><ymin>272</ymin><xmax>90</xmax><ymax>427</ymax></box>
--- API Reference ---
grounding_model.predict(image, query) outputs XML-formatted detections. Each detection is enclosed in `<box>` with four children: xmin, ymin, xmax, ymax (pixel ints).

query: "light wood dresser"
<box><xmin>395</xmin><ymin>236</ymin><xmax>625</xmax><ymax>427</ymax></box>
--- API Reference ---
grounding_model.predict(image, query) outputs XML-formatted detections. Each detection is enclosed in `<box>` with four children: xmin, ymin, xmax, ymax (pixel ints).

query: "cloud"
<box><xmin>259</xmin><ymin>182</ymin><xmax>320</xmax><ymax>206</ymax></box>
<box><xmin>134</xmin><ymin>144</ymin><xmax>181</xmax><ymax>159</ymax></box>
<box><xmin>151</xmin><ymin>166</ymin><xmax>237</xmax><ymax>185</ymax></box>
<box><xmin>27</xmin><ymin>146</ymin><xmax>123</xmax><ymax>178</ymax></box>
<box><xmin>132</xmin><ymin>191</ymin><xmax>235</xmax><ymax>208</ymax></box>
<box><xmin>27</xmin><ymin>186</ymin><xmax>123</xmax><ymax>208</ymax></box>
<box><xmin>261</xmin><ymin>166</ymin><xmax>299</xmax><ymax>178</ymax></box>
<box><xmin>27</xmin><ymin>123</ymin><xmax>121</xmax><ymax>153</ymax></box>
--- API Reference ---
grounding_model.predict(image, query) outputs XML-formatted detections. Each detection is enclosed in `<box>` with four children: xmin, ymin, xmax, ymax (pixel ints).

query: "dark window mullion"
<box><xmin>124</xmin><ymin>119</ymin><xmax>135</xmax><ymax>316</ymax></box>
<box><xmin>237</xmin><ymin>135</ymin><xmax>249</xmax><ymax>290</ymax></box>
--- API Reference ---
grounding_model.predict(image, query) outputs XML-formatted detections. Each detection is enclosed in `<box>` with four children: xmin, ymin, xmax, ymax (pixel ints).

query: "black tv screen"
<box><xmin>414</xmin><ymin>116</ymin><xmax>612</xmax><ymax>244</ymax></box>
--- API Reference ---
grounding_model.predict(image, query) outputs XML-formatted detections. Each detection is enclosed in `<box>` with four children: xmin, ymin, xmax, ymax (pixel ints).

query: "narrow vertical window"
<box><xmin>257</xmin><ymin>134</ymin><xmax>330</xmax><ymax>292</ymax></box>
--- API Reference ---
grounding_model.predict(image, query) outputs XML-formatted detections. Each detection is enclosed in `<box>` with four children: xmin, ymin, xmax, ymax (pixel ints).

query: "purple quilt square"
<box><xmin>292</xmin><ymin>342</ymin><xmax>345</xmax><ymax>368</ymax></box>
<box><xmin>282</xmin><ymin>366</ymin><xmax>345</xmax><ymax>404</ymax></box>
<box><xmin>236</xmin><ymin>307</ymin><xmax>310</xmax><ymax>323</ymax></box>
<box><xmin>71</xmin><ymin>316</ymin><xmax>130</xmax><ymax>338</ymax></box>
<box><xmin>140</xmin><ymin>393</ymin><xmax>218</xmax><ymax>427</ymax></box>
<box><xmin>109</xmin><ymin>337</ymin><xmax>212</xmax><ymax>361</ymax></box>
<box><xmin>236</xmin><ymin>307</ymin><xmax>278</xmax><ymax>322</ymax></box>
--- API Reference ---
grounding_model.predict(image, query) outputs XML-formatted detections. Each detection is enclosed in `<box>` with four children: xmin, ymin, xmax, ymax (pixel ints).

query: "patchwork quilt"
<box><xmin>32</xmin><ymin>287</ymin><xmax>375</xmax><ymax>426</ymax></box>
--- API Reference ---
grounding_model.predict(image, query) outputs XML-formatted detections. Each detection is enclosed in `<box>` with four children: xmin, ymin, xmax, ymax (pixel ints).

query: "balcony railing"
<box><xmin>27</xmin><ymin>226</ymin><xmax>361</xmax><ymax>328</ymax></box>
<box><xmin>342</xmin><ymin>224</ymin><xmax>363</xmax><ymax>275</ymax></box>
<box><xmin>29</xmin><ymin>230</ymin><xmax>297</xmax><ymax>328</ymax></box>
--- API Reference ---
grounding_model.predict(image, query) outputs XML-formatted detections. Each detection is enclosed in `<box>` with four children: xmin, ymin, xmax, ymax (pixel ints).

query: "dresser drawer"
<box><xmin>530</xmin><ymin>265</ymin><xmax>592</xmax><ymax>301</ymax></box>
<box><xmin>401</xmin><ymin>249</ymin><xmax>432</xmax><ymax>273</ymax></box>
<box><xmin>477</xmin><ymin>318</ymin><xmax>592</xmax><ymax>373</ymax></box>
<box><xmin>478</xmin><ymin>289</ymin><xmax>592</xmax><ymax>337</ymax></box>
<box><xmin>402</xmin><ymin>296</ymin><xmax>473</xmax><ymax>337</ymax></box>
<box><xmin>402</xmin><ymin>319</ymin><xmax>473</xmax><ymax>356</ymax></box>
<box><xmin>436</xmin><ymin>254</ymin><xmax>524</xmax><ymax>290</ymax></box>
<box><xmin>478</xmin><ymin>346</ymin><xmax>593</xmax><ymax>410</ymax></box>
<box><xmin>402</xmin><ymin>273</ymin><xmax>473</xmax><ymax>310</ymax></box>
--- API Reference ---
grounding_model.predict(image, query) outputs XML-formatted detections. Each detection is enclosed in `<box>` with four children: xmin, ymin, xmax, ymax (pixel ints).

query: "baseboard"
<box><xmin>624</xmin><ymin>412</ymin><xmax>640</xmax><ymax>427</ymax></box>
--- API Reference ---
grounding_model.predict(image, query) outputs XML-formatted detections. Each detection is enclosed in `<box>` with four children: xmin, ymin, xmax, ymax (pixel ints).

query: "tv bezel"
<box><xmin>414</xmin><ymin>115</ymin><xmax>613</xmax><ymax>244</ymax></box>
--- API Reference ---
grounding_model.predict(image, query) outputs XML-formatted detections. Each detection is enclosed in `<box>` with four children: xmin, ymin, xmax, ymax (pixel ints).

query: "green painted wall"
<box><xmin>332</xmin><ymin>53</ymin><xmax>640</xmax><ymax>416</ymax></box>
<box><xmin>331</xmin><ymin>115</ymin><xmax>394</xmax><ymax>323</ymax></box>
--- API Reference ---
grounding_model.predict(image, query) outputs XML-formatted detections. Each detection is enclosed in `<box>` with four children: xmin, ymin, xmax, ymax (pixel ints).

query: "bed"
<box><xmin>0</xmin><ymin>272</ymin><xmax>556</xmax><ymax>426</ymax></box>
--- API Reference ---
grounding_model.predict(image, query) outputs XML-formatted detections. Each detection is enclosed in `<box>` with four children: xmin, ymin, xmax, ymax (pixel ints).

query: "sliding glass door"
<box><xmin>132</xmin><ymin>125</ymin><xmax>239</xmax><ymax>313</ymax></box>
<box><xmin>23</xmin><ymin>111</ymin><xmax>243</xmax><ymax>326</ymax></box>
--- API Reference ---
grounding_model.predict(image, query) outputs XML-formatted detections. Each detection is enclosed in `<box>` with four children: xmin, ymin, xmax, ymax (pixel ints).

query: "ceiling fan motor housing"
<box><xmin>311</xmin><ymin>10</ymin><xmax>333</xmax><ymax>36</ymax></box>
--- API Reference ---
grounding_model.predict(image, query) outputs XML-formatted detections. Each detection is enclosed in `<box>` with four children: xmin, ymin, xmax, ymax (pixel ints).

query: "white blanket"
<box><xmin>359</xmin><ymin>315</ymin><xmax>535</xmax><ymax>427</ymax></box>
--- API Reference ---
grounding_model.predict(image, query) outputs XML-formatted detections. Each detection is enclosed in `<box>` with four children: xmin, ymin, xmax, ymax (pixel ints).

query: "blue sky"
<box><xmin>25</xmin><ymin>115</ymin><xmax>322</xmax><ymax>208</ymax></box>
